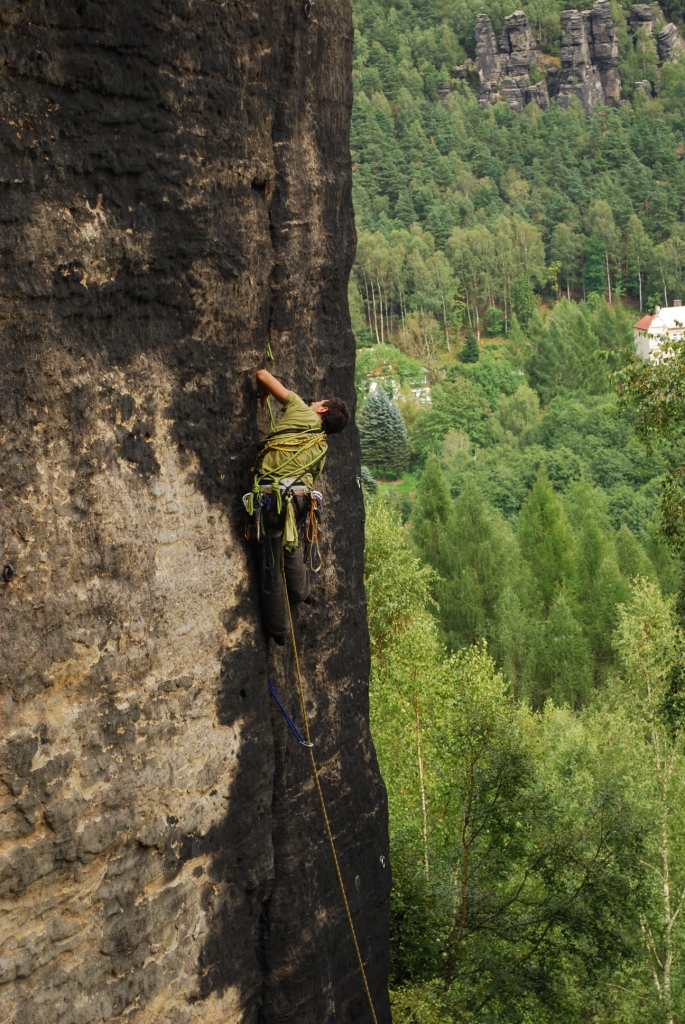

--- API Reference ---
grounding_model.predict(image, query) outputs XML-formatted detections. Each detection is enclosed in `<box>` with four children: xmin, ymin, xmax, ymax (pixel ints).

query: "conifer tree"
<box><xmin>411</xmin><ymin>456</ymin><xmax>452</xmax><ymax>568</ymax></box>
<box><xmin>360</xmin><ymin>465</ymin><xmax>378</xmax><ymax>498</ymax></box>
<box><xmin>511</xmin><ymin>275</ymin><xmax>536</xmax><ymax>327</ymax></box>
<box><xmin>460</xmin><ymin>329</ymin><xmax>479</xmax><ymax>363</ymax></box>
<box><xmin>537</xmin><ymin>591</ymin><xmax>593</xmax><ymax>707</ymax></box>
<box><xmin>583</xmin><ymin>235</ymin><xmax>608</xmax><ymax>297</ymax></box>
<box><xmin>517</xmin><ymin>467</ymin><xmax>576</xmax><ymax>613</ymax></box>
<box><xmin>615</xmin><ymin>525</ymin><xmax>654</xmax><ymax>582</ymax></box>
<box><xmin>358</xmin><ymin>387</ymin><xmax>410</xmax><ymax>478</ymax></box>
<box><xmin>438</xmin><ymin>477</ymin><xmax>519</xmax><ymax>649</ymax></box>
<box><xmin>528</xmin><ymin>299</ymin><xmax>607</xmax><ymax>403</ymax></box>
<box><xmin>574</xmin><ymin>515</ymin><xmax>630</xmax><ymax>673</ymax></box>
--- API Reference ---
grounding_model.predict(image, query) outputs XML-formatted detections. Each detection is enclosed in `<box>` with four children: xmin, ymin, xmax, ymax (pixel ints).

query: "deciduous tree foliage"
<box><xmin>619</xmin><ymin>341</ymin><xmax>685</xmax><ymax>586</ymax></box>
<box><xmin>366</xmin><ymin>501</ymin><xmax>657</xmax><ymax>1024</ymax></box>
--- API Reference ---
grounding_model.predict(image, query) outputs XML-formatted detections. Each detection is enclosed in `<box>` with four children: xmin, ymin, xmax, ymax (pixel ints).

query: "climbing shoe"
<box><xmin>268</xmin><ymin>632</ymin><xmax>288</xmax><ymax>647</ymax></box>
<box><xmin>303</xmin><ymin>595</ymin><xmax>317</xmax><ymax>607</ymax></box>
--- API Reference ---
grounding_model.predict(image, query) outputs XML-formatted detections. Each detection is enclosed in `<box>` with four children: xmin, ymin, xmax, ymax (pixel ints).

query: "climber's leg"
<box><xmin>259</xmin><ymin>530</ymin><xmax>289</xmax><ymax>641</ymax></box>
<box><xmin>283</xmin><ymin>544</ymin><xmax>311</xmax><ymax>604</ymax></box>
<box><xmin>283</xmin><ymin>493</ymin><xmax>311</xmax><ymax>605</ymax></box>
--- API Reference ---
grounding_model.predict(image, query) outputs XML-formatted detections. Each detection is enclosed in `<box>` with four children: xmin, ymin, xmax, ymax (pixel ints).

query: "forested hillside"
<box><xmin>350</xmin><ymin>0</ymin><xmax>685</xmax><ymax>345</ymax></box>
<box><xmin>353</xmin><ymin>0</ymin><xmax>685</xmax><ymax>1020</ymax></box>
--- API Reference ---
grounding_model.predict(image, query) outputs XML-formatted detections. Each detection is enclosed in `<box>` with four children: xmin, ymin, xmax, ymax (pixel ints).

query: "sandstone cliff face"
<box><xmin>0</xmin><ymin>3</ymin><xmax>391</xmax><ymax>1023</ymax></box>
<box><xmin>589</xmin><ymin>0</ymin><xmax>622</xmax><ymax>106</ymax></box>
<box><xmin>470</xmin><ymin>1</ymin><xmax>684</xmax><ymax>115</ymax></box>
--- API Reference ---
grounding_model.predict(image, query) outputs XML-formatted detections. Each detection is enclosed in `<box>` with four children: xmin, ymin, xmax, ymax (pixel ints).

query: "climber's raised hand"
<box><xmin>256</xmin><ymin>368</ymin><xmax>290</xmax><ymax>407</ymax></box>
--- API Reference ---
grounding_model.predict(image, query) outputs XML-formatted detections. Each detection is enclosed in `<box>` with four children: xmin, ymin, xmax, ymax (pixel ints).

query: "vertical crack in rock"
<box><xmin>0</xmin><ymin>2</ymin><xmax>391</xmax><ymax>1022</ymax></box>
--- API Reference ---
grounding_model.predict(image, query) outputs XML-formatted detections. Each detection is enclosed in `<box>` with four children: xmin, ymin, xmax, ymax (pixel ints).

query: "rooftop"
<box><xmin>634</xmin><ymin>304</ymin><xmax>685</xmax><ymax>331</ymax></box>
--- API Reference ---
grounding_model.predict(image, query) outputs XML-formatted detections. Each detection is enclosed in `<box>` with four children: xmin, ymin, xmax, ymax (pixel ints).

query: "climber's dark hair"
<box><xmin>320</xmin><ymin>398</ymin><xmax>350</xmax><ymax>435</ymax></box>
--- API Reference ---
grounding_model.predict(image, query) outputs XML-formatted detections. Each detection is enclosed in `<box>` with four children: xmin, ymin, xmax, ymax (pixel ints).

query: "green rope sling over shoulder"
<box><xmin>245</xmin><ymin>396</ymin><xmax>328</xmax><ymax>549</ymax></box>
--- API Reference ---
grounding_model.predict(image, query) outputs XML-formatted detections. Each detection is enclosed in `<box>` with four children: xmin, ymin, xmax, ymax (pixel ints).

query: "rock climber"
<box><xmin>245</xmin><ymin>368</ymin><xmax>350</xmax><ymax>645</ymax></box>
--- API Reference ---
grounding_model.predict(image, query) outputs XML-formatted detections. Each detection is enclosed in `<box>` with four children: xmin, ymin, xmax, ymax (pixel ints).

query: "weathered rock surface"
<box><xmin>630</xmin><ymin>3</ymin><xmax>656</xmax><ymax>34</ymax></box>
<box><xmin>476</xmin><ymin>10</ymin><xmax>549</xmax><ymax>112</ymax></box>
<box><xmin>500</xmin><ymin>11</ymin><xmax>536</xmax><ymax>76</ymax></box>
<box><xmin>657</xmin><ymin>21</ymin><xmax>685</xmax><ymax>61</ymax></box>
<box><xmin>629</xmin><ymin>4</ymin><xmax>684</xmax><ymax>69</ymax></box>
<box><xmin>590</xmin><ymin>0</ymin><xmax>622</xmax><ymax>105</ymax></box>
<box><xmin>476</xmin><ymin>14</ymin><xmax>502</xmax><ymax>106</ymax></box>
<box><xmin>473</xmin><ymin>1</ymin><xmax>684</xmax><ymax>115</ymax></box>
<box><xmin>450</xmin><ymin>58</ymin><xmax>476</xmax><ymax>80</ymax></box>
<box><xmin>634</xmin><ymin>77</ymin><xmax>655</xmax><ymax>95</ymax></box>
<box><xmin>555</xmin><ymin>2</ymin><xmax>620</xmax><ymax>111</ymax></box>
<box><xmin>527</xmin><ymin>80</ymin><xmax>551</xmax><ymax>109</ymax></box>
<box><xmin>0</xmin><ymin>2</ymin><xmax>391</xmax><ymax>1023</ymax></box>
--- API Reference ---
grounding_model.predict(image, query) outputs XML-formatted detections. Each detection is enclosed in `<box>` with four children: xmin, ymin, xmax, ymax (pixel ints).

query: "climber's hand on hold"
<box><xmin>256</xmin><ymin>368</ymin><xmax>290</xmax><ymax>406</ymax></box>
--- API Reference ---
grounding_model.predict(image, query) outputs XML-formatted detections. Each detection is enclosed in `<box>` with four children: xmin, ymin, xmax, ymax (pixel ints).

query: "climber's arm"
<box><xmin>256</xmin><ymin>368</ymin><xmax>290</xmax><ymax>407</ymax></box>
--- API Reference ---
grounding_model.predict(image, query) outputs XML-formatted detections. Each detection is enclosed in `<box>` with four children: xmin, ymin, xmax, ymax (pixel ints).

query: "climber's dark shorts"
<box><xmin>258</xmin><ymin>493</ymin><xmax>311</xmax><ymax>640</ymax></box>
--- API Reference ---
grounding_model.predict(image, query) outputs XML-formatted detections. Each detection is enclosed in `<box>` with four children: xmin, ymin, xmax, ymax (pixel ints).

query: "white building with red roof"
<box><xmin>633</xmin><ymin>302</ymin><xmax>685</xmax><ymax>360</ymax></box>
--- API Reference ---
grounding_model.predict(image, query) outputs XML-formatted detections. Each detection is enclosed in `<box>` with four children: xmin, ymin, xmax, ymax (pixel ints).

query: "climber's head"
<box><xmin>310</xmin><ymin>398</ymin><xmax>350</xmax><ymax>435</ymax></box>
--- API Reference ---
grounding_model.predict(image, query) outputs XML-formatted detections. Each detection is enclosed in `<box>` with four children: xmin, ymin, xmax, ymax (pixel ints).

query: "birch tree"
<box><xmin>614</xmin><ymin>579</ymin><xmax>685</xmax><ymax>1024</ymax></box>
<box><xmin>626</xmin><ymin>215</ymin><xmax>653</xmax><ymax>313</ymax></box>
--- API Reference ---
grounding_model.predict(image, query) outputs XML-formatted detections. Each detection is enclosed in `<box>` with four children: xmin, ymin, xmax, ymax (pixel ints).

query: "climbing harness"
<box><xmin>281</xmin><ymin>556</ymin><xmax>380</xmax><ymax>1024</ymax></box>
<box><xmin>250</xmin><ymin>339</ymin><xmax>327</xmax><ymax>533</ymax></box>
<box><xmin>243</xmin><ymin>483</ymin><xmax>325</xmax><ymax>580</ymax></box>
<box><xmin>268</xmin><ymin>678</ymin><xmax>313</xmax><ymax>747</ymax></box>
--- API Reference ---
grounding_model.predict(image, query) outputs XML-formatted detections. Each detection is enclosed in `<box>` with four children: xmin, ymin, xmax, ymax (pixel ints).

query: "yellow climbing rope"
<box><xmin>282</xmin><ymin>561</ymin><xmax>380</xmax><ymax>1024</ymax></box>
<box><xmin>260</xmin><ymin>344</ymin><xmax>377</xmax><ymax>1018</ymax></box>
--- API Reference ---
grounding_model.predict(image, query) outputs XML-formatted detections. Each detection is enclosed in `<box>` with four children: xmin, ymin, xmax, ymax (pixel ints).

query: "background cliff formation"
<box><xmin>473</xmin><ymin>2</ymin><xmax>622</xmax><ymax>114</ymax></box>
<box><xmin>0</xmin><ymin>2</ymin><xmax>391</xmax><ymax>1022</ymax></box>
<box><xmin>469</xmin><ymin>1</ymin><xmax>684</xmax><ymax>114</ymax></box>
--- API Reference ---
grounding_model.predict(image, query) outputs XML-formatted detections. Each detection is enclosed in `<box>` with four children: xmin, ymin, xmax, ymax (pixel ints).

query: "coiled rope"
<box><xmin>282</xmin><ymin>557</ymin><xmax>380</xmax><ymax>1024</ymax></box>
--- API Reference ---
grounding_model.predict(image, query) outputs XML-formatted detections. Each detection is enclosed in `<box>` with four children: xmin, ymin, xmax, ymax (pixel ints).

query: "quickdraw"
<box><xmin>305</xmin><ymin>490</ymin><xmax>323</xmax><ymax>572</ymax></box>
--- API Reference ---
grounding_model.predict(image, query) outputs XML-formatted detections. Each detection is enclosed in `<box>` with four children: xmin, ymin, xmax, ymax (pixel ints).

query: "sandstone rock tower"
<box><xmin>469</xmin><ymin>0</ymin><xmax>685</xmax><ymax>115</ymax></box>
<box><xmin>0</xmin><ymin>3</ymin><xmax>391</xmax><ymax>1022</ymax></box>
<box><xmin>476</xmin><ymin>10</ymin><xmax>550</xmax><ymax>112</ymax></box>
<box><xmin>555</xmin><ymin>0</ymin><xmax>621</xmax><ymax>112</ymax></box>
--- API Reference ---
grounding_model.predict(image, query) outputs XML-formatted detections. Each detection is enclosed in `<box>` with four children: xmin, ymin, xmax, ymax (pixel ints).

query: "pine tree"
<box><xmin>460</xmin><ymin>329</ymin><xmax>479</xmax><ymax>363</ymax></box>
<box><xmin>574</xmin><ymin>515</ymin><xmax>630</xmax><ymax>673</ymax></box>
<box><xmin>358</xmin><ymin>387</ymin><xmax>410</xmax><ymax>478</ymax></box>
<box><xmin>360</xmin><ymin>465</ymin><xmax>378</xmax><ymax>498</ymax></box>
<box><xmin>528</xmin><ymin>299</ymin><xmax>607</xmax><ymax>403</ymax></box>
<box><xmin>396</xmin><ymin>189</ymin><xmax>417</xmax><ymax>227</ymax></box>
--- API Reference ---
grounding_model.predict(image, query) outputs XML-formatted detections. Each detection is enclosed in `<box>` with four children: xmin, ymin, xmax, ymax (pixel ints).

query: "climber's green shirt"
<box><xmin>258</xmin><ymin>392</ymin><xmax>327</xmax><ymax>488</ymax></box>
